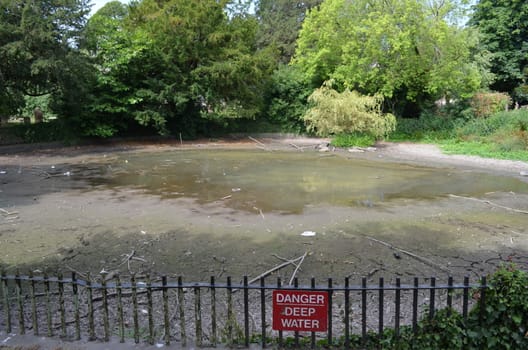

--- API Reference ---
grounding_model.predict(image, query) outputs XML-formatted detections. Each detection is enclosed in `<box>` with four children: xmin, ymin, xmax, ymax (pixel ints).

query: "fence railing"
<box><xmin>0</xmin><ymin>272</ymin><xmax>486</xmax><ymax>348</ymax></box>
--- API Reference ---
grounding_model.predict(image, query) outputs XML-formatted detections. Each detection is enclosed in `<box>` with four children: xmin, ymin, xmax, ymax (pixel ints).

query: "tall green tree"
<box><xmin>0</xmin><ymin>0</ymin><xmax>91</xmax><ymax>117</ymax></box>
<box><xmin>84</xmin><ymin>0</ymin><xmax>274</xmax><ymax>136</ymax></box>
<box><xmin>293</xmin><ymin>0</ymin><xmax>484</xmax><ymax>116</ymax></box>
<box><xmin>256</xmin><ymin>0</ymin><xmax>322</xmax><ymax>63</ymax></box>
<box><xmin>470</xmin><ymin>0</ymin><xmax>528</xmax><ymax>103</ymax></box>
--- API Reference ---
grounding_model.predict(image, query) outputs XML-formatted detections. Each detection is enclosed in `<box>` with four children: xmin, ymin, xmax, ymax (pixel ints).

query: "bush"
<box><xmin>470</xmin><ymin>92</ymin><xmax>511</xmax><ymax>118</ymax></box>
<box><xmin>331</xmin><ymin>133</ymin><xmax>376</xmax><ymax>147</ymax></box>
<box><xmin>304</xmin><ymin>82</ymin><xmax>396</xmax><ymax>138</ymax></box>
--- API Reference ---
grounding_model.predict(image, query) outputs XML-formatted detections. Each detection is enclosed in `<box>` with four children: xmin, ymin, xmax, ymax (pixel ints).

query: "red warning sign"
<box><xmin>272</xmin><ymin>290</ymin><xmax>328</xmax><ymax>332</ymax></box>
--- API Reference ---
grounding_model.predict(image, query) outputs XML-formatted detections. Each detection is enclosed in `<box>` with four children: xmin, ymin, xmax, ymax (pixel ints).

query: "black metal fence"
<box><xmin>0</xmin><ymin>272</ymin><xmax>486</xmax><ymax>348</ymax></box>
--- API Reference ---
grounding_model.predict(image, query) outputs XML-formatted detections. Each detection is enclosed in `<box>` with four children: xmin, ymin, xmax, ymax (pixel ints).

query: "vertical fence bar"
<box><xmin>147</xmin><ymin>275</ymin><xmax>154</xmax><ymax>346</ymax></box>
<box><xmin>311</xmin><ymin>277</ymin><xmax>317</xmax><ymax>349</ymax></box>
<box><xmin>462</xmin><ymin>276</ymin><xmax>469</xmax><ymax>320</ymax></box>
<box><xmin>2</xmin><ymin>271</ymin><xmax>12</xmax><ymax>334</ymax></box>
<box><xmin>260</xmin><ymin>277</ymin><xmax>266</xmax><ymax>348</ymax></box>
<box><xmin>86</xmin><ymin>274</ymin><xmax>95</xmax><ymax>341</ymax></box>
<box><xmin>395</xmin><ymin>278</ymin><xmax>401</xmax><ymax>337</ymax></box>
<box><xmin>58</xmin><ymin>272</ymin><xmax>66</xmax><ymax>338</ymax></box>
<box><xmin>210</xmin><ymin>276</ymin><xmax>217</xmax><ymax>347</ymax></box>
<box><xmin>328</xmin><ymin>278</ymin><xmax>333</xmax><ymax>345</ymax></box>
<box><xmin>243</xmin><ymin>276</ymin><xmax>249</xmax><ymax>348</ymax></box>
<box><xmin>447</xmin><ymin>276</ymin><xmax>453</xmax><ymax>316</ymax></box>
<box><xmin>15</xmin><ymin>271</ymin><xmax>24</xmax><ymax>335</ymax></box>
<box><xmin>162</xmin><ymin>276</ymin><xmax>170</xmax><ymax>346</ymax></box>
<box><xmin>44</xmin><ymin>273</ymin><xmax>52</xmax><ymax>337</ymax></box>
<box><xmin>361</xmin><ymin>277</ymin><xmax>367</xmax><ymax>342</ymax></box>
<box><xmin>194</xmin><ymin>283</ymin><xmax>202</xmax><ymax>347</ymax></box>
<box><xmin>116</xmin><ymin>274</ymin><xmax>125</xmax><ymax>344</ymax></box>
<box><xmin>429</xmin><ymin>277</ymin><xmax>436</xmax><ymax>320</ymax></box>
<box><xmin>72</xmin><ymin>272</ymin><xmax>80</xmax><ymax>340</ymax></box>
<box><xmin>29</xmin><ymin>271</ymin><xmax>38</xmax><ymax>336</ymax></box>
<box><xmin>378</xmin><ymin>278</ymin><xmax>384</xmax><ymax>340</ymax></box>
<box><xmin>344</xmin><ymin>277</ymin><xmax>350</xmax><ymax>349</ymax></box>
<box><xmin>227</xmin><ymin>277</ymin><xmax>233</xmax><ymax>346</ymax></box>
<box><xmin>276</xmin><ymin>277</ymin><xmax>282</xmax><ymax>348</ymax></box>
<box><xmin>101</xmin><ymin>273</ymin><xmax>109</xmax><ymax>342</ymax></box>
<box><xmin>178</xmin><ymin>276</ymin><xmax>186</xmax><ymax>347</ymax></box>
<box><xmin>412</xmin><ymin>277</ymin><xmax>418</xmax><ymax>333</ymax></box>
<box><xmin>479</xmin><ymin>276</ymin><xmax>487</xmax><ymax>325</ymax></box>
<box><xmin>131</xmin><ymin>275</ymin><xmax>139</xmax><ymax>344</ymax></box>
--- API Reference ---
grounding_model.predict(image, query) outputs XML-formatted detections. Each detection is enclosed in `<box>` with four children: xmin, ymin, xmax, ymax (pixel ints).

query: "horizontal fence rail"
<box><xmin>0</xmin><ymin>272</ymin><xmax>486</xmax><ymax>348</ymax></box>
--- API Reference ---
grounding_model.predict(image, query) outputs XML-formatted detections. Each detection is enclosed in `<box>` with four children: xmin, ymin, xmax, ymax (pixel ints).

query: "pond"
<box><xmin>1</xmin><ymin>147</ymin><xmax>527</xmax><ymax>282</ymax></box>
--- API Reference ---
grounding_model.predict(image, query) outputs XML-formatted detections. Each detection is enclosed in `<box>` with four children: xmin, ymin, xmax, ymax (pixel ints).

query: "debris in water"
<box><xmin>301</xmin><ymin>231</ymin><xmax>316</xmax><ymax>237</ymax></box>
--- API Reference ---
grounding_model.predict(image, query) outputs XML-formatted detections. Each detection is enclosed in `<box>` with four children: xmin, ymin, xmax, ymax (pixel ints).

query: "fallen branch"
<box><xmin>289</xmin><ymin>143</ymin><xmax>304</xmax><ymax>152</ymax></box>
<box><xmin>288</xmin><ymin>252</ymin><xmax>307</xmax><ymax>286</ymax></box>
<box><xmin>0</xmin><ymin>208</ymin><xmax>18</xmax><ymax>216</ymax></box>
<box><xmin>448</xmin><ymin>194</ymin><xmax>528</xmax><ymax>214</ymax></box>
<box><xmin>247</xmin><ymin>252</ymin><xmax>308</xmax><ymax>286</ymax></box>
<box><xmin>364</xmin><ymin>236</ymin><xmax>450</xmax><ymax>273</ymax></box>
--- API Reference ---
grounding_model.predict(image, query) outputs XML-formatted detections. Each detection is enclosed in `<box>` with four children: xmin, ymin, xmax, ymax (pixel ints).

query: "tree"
<box><xmin>256</xmin><ymin>0</ymin><xmax>322</xmax><ymax>63</ymax></box>
<box><xmin>470</xmin><ymin>0</ymin><xmax>528</xmax><ymax>103</ymax></box>
<box><xmin>303</xmin><ymin>81</ymin><xmax>396</xmax><ymax>138</ymax></box>
<box><xmin>0</xmin><ymin>0</ymin><xmax>91</xmax><ymax>117</ymax></box>
<box><xmin>293</xmin><ymin>0</ymin><xmax>484</xmax><ymax>116</ymax></box>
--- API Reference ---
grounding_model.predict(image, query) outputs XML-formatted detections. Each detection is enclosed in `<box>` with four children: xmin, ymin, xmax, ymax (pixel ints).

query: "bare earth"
<box><xmin>0</xmin><ymin>137</ymin><xmax>527</xmax><ymax>281</ymax></box>
<box><xmin>0</xmin><ymin>137</ymin><xmax>528</xmax><ymax>349</ymax></box>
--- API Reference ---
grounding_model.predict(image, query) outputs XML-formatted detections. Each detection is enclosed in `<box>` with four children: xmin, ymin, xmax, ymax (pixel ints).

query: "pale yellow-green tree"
<box><xmin>293</xmin><ymin>0</ymin><xmax>484</xmax><ymax>115</ymax></box>
<box><xmin>304</xmin><ymin>82</ymin><xmax>396</xmax><ymax>137</ymax></box>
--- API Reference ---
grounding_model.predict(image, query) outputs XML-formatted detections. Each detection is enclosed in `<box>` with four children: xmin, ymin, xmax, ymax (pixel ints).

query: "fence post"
<box><xmin>101</xmin><ymin>272</ymin><xmax>109</xmax><ymax>342</ymax></box>
<box><xmin>412</xmin><ymin>277</ymin><xmax>418</xmax><ymax>333</ymax></box>
<box><xmin>86</xmin><ymin>273</ymin><xmax>95</xmax><ymax>341</ymax></box>
<box><xmin>447</xmin><ymin>276</ymin><xmax>453</xmax><ymax>316</ymax></box>
<box><xmin>15</xmin><ymin>271</ymin><xmax>24</xmax><ymax>335</ymax></box>
<box><xmin>2</xmin><ymin>270</ymin><xmax>12</xmax><ymax>334</ymax></box>
<box><xmin>162</xmin><ymin>276</ymin><xmax>170</xmax><ymax>346</ymax></box>
<box><xmin>328</xmin><ymin>278</ymin><xmax>333</xmax><ymax>346</ymax></box>
<box><xmin>276</xmin><ymin>277</ymin><xmax>283</xmax><ymax>348</ymax></box>
<box><xmin>226</xmin><ymin>276</ymin><xmax>233</xmax><ymax>346</ymax></box>
<box><xmin>178</xmin><ymin>276</ymin><xmax>186</xmax><ymax>347</ymax></box>
<box><xmin>462</xmin><ymin>276</ymin><xmax>469</xmax><ymax>319</ymax></box>
<box><xmin>116</xmin><ymin>274</ymin><xmax>125</xmax><ymax>344</ymax></box>
<box><xmin>429</xmin><ymin>277</ymin><xmax>436</xmax><ymax>320</ymax></box>
<box><xmin>312</xmin><ymin>277</ymin><xmax>317</xmax><ymax>349</ymax></box>
<box><xmin>243</xmin><ymin>276</ymin><xmax>249</xmax><ymax>348</ymax></box>
<box><xmin>361</xmin><ymin>277</ymin><xmax>367</xmax><ymax>342</ymax></box>
<box><xmin>147</xmin><ymin>275</ymin><xmax>154</xmax><ymax>346</ymax></box>
<box><xmin>72</xmin><ymin>272</ymin><xmax>80</xmax><ymax>340</ymax></box>
<box><xmin>58</xmin><ymin>272</ymin><xmax>66</xmax><ymax>338</ymax></box>
<box><xmin>194</xmin><ymin>281</ymin><xmax>202</xmax><ymax>347</ymax></box>
<box><xmin>29</xmin><ymin>271</ymin><xmax>38</xmax><ymax>336</ymax></box>
<box><xmin>378</xmin><ymin>277</ymin><xmax>384</xmax><ymax>340</ymax></box>
<box><xmin>260</xmin><ymin>277</ymin><xmax>266</xmax><ymax>348</ymax></box>
<box><xmin>210</xmin><ymin>276</ymin><xmax>217</xmax><ymax>347</ymax></box>
<box><xmin>131</xmin><ymin>275</ymin><xmax>139</xmax><ymax>344</ymax></box>
<box><xmin>395</xmin><ymin>278</ymin><xmax>401</xmax><ymax>337</ymax></box>
<box><xmin>44</xmin><ymin>273</ymin><xmax>53</xmax><ymax>337</ymax></box>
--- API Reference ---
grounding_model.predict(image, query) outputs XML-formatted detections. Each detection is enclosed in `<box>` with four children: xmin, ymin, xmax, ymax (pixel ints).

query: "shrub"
<box><xmin>304</xmin><ymin>82</ymin><xmax>396</xmax><ymax>138</ymax></box>
<box><xmin>331</xmin><ymin>133</ymin><xmax>376</xmax><ymax>147</ymax></box>
<box><xmin>470</xmin><ymin>92</ymin><xmax>511</xmax><ymax>118</ymax></box>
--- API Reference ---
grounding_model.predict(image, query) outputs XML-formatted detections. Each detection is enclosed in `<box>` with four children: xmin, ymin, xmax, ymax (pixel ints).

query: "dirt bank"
<box><xmin>0</xmin><ymin>137</ymin><xmax>527</xmax><ymax>283</ymax></box>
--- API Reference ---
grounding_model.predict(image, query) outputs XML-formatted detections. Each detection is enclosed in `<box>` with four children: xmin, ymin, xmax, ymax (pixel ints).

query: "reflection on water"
<box><xmin>81</xmin><ymin>149</ymin><xmax>528</xmax><ymax>214</ymax></box>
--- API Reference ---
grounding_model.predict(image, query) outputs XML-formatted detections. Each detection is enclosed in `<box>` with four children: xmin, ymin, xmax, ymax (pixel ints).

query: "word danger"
<box><xmin>272</xmin><ymin>290</ymin><xmax>328</xmax><ymax>332</ymax></box>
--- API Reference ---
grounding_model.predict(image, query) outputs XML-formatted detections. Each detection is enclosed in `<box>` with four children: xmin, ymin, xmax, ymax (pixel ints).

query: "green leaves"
<box><xmin>293</xmin><ymin>0</ymin><xmax>483</xmax><ymax>116</ymax></box>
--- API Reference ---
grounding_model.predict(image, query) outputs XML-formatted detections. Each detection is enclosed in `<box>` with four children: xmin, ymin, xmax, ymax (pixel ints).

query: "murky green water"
<box><xmin>85</xmin><ymin>149</ymin><xmax>528</xmax><ymax>214</ymax></box>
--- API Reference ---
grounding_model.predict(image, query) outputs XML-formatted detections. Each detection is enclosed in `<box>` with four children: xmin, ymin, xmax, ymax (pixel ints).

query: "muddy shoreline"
<box><xmin>1</xmin><ymin>137</ymin><xmax>527</xmax><ymax>283</ymax></box>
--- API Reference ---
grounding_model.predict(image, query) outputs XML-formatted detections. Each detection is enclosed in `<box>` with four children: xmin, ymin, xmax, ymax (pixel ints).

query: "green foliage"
<box><xmin>470</xmin><ymin>0</ymin><xmax>528</xmax><ymax>100</ymax></box>
<box><xmin>469</xmin><ymin>92</ymin><xmax>511</xmax><ymax>118</ymax></box>
<box><xmin>256</xmin><ymin>0</ymin><xmax>322</xmax><ymax>64</ymax></box>
<box><xmin>304</xmin><ymin>82</ymin><xmax>396</xmax><ymax>138</ymax></box>
<box><xmin>331</xmin><ymin>133</ymin><xmax>376</xmax><ymax>147</ymax></box>
<box><xmin>265</xmin><ymin>65</ymin><xmax>312</xmax><ymax>133</ymax></box>
<box><xmin>467</xmin><ymin>265</ymin><xmax>528</xmax><ymax>349</ymax></box>
<box><xmin>293</xmin><ymin>0</ymin><xmax>484</xmax><ymax>116</ymax></box>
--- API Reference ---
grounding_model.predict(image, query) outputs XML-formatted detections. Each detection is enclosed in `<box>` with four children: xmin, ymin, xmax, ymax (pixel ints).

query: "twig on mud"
<box><xmin>364</xmin><ymin>236</ymin><xmax>450</xmax><ymax>273</ymax></box>
<box><xmin>253</xmin><ymin>207</ymin><xmax>265</xmax><ymax>220</ymax></box>
<box><xmin>0</xmin><ymin>208</ymin><xmax>18</xmax><ymax>216</ymax></box>
<box><xmin>289</xmin><ymin>143</ymin><xmax>304</xmax><ymax>152</ymax></box>
<box><xmin>248</xmin><ymin>136</ymin><xmax>271</xmax><ymax>151</ymax></box>
<box><xmin>246</xmin><ymin>252</ymin><xmax>308</xmax><ymax>287</ymax></box>
<box><xmin>115</xmin><ymin>250</ymin><xmax>148</xmax><ymax>274</ymax></box>
<box><xmin>288</xmin><ymin>251</ymin><xmax>307</xmax><ymax>285</ymax></box>
<box><xmin>448</xmin><ymin>194</ymin><xmax>528</xmax><ymax>214</ymax></box>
